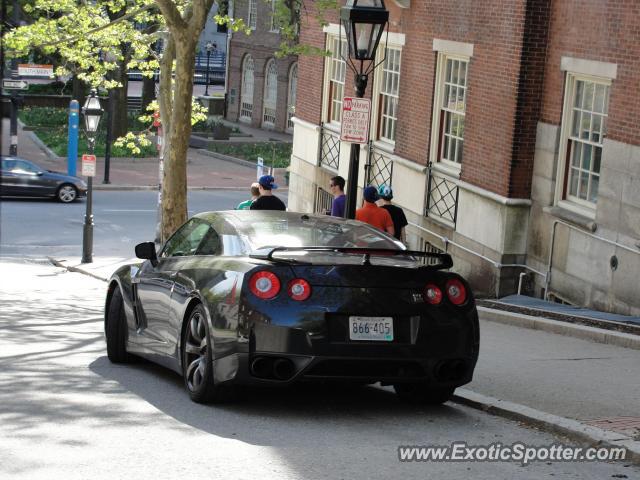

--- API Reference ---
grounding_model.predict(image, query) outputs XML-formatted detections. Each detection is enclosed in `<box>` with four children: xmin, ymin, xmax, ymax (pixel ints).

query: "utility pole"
<box><xmin>9</xmin><ymin>0</ymin><xmax>20</xmax><ymax>156</ymax></box>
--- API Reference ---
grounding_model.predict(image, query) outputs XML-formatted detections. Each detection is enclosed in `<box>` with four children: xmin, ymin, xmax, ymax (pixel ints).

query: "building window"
<box><xmin>240</xmin><ymin>55</ymin><xmax>254</xmax><ymax>122</ymax></box>
<box><xmin>263</xmin><ymin>59</ymin><xmax>278</xmax><ymax>127</ymax></box>
<box><xmin>248</xmin><ymin>0</ymin><xmax>257</xmax><ymax>30</ymax></box>
<box><xmin>560</xmin><ymin>75</ymin><xmax>610</xmax><ymax>210</ymax></box>
<box><xmin>287</xmin><ymin>62</ymin><xmax>298</xmax><ymax>132</ymax></box>
<box><xmin>270</xmin><ymin>0</ymin><xmax>279</xmax><ymax>32</ymax></box>
<box><xmin>326</xmin><ymin>35</ymin><xmax>346</xmax><ymax>124</ymax></box>
<box><xmin>377</xmin><ymin>47</ymin><xmax>401</xmax><ymax>143</ymax></box>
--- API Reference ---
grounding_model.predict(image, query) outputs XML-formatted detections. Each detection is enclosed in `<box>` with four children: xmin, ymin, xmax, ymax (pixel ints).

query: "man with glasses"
<box><xmin>329</xmin><ymin>175</ymin><xmax>346</xmax><ymax>217</ymax></box>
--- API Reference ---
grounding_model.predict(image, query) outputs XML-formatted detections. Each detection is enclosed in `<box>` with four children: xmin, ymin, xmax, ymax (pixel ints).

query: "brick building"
<box><xmin>225</xmin><ymin>0</ymin><xmax>298</xmax><ymax>133</ymax></box>
<box><xmin>288</xmin><ymin>0</ymin><xmax>640</xmax><ymax>315</ymax></box>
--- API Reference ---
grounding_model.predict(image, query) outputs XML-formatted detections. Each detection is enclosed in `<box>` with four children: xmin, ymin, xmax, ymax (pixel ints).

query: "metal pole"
<box><xmin>205</xmin><ymin>50</ymin><xmax>211</xmax><ymax>96</ymax></box>
<box><xmin>8</xmin><ymin>0</ymin><xmax>18</xmax><ymax>156</ymax></box>
<box><xmin>103</xmin><ymin>92</ymin><xmax>113</xmax><ymax>184</ymax></box>
<box><xmin>81</xmin><ymin>138</ymin><xmax>95</xmax><ymax>263</ymax></box>
<box><xmin>344</xmin><ymin>74</ymin><xmax>368</xmax><ymax>219</ymax></box>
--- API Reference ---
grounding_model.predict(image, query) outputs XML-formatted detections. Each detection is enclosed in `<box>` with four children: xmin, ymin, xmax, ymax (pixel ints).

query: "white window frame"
<box><xmin>322</xmin><ymin>34</ymin><xmax>347</xmax><ymax>125</ymax></box>
<box><xmin>262</xmin><ymin>59</ymin><xmax>278</xmax><ymax>127</ymax></box>
<box><xmin>286</xmin><ymin>62</ymin><xmax>298</xmax><ymax>132</ymax></box>
<box><xmin>555</xmin><ymin>73</ymin><xmax>612</xmax><ymax>218</ymax></box>
<box><xmin>429</xmin><ymin>40</ymin><xmax>473</xmax><ymax>178</ymax></box>
<box><xmin>240</xmin><ymin>55</ymin><xmax>254</xmax><ymax>122</ymax></box>
<box><xmin>248</xmin><ymin>0</ymin><xmax>257</xmax><ymax>30</ymax></box>
<box><xmin>371</xmin><ymin>45</ymin><xmax>402</xmax><ymax>146</ymax></box>
<box><xmin>270</xmin><ymin>0</ymin><xmax>279</xmax><ymax>32</ymax></box>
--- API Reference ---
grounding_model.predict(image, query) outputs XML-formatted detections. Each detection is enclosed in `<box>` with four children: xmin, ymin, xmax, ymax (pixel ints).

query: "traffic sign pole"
<box><xmin>344</xmin><ymin>75</ymin><xmax>369</xmax><ymax>219</ymax></box>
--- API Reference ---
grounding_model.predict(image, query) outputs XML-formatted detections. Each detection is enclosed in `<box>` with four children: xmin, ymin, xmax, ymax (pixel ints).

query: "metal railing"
<box><xmin>314</xmin><ymin>186</ymin><xmax>333</xmax><ymax>215</ymax></box>
<box><xmin>425</xmin><ymin>161</ymin><xmax>459</xmax><ymax>225</ymax></box>
<box><xmin>365</xmin><ymin>143</ymin><xmax>393</xmax><ymax>188</ymax></box>
<box><xmin>318</xmin><ymin>125</ymin><xmax>341</xmax><ymax>171</ymax></box>
<box><xmin>409</xmin><ymin>221</ymin><xmax>546</xmax><ymax>298</ymax></box>
<box><xmin>544</xmin><ymin>219</ymin><xmax>640</xmax><ymax>300</ymax></box>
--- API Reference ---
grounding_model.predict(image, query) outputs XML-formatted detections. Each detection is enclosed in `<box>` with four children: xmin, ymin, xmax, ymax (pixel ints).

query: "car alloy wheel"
<box><xmin>182</xmin><ymin>304</ymin><xmax>235</xmax><ymax>404</ymax></box>
<box><xmin>184</xmin><ymin>307</ymin><xmax>209</xmax><ymax>393</ymax></box>
<box><xmin>57</xmin><ymin>184</ymin><xmax>78</xmax><ymax>203</ymax></box>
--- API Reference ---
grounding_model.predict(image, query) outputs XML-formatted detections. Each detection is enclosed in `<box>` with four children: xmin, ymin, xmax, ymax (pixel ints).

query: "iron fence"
<box><xmin>365</xmin><ymin>143</ymin><xmax>393</xmax><ymax>188</ymax></box>
<box><xmin>314</xmin><ymin>186</ymin><xmax>333</xmax><ymax>215</ymax></box>
<box><xmin>425</xmin><ymin>162</ymin><xmax>459</xmax><ymax>225</ymax></box>
<box><xmin>319</xmin><ymin>125</ymin><xmax>341</xmax><ymax>171</ymax></box>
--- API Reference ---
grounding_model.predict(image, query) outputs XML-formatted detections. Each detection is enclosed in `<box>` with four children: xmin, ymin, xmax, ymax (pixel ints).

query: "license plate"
<box><xmin>348</xmin><ymin>316</ymin><xmax>394</xmax><ymax>341</ymax></box>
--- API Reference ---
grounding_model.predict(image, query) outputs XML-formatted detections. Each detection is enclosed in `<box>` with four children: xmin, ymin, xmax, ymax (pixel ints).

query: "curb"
<box><xmin>478</xmin><ymin>306</ymin><xmax>640</xmax><ymax>350</ymax></box>
<box><xmin>453</xmin><ymin>388</ymin><xmax>640</xmax><ymax>465</ymax></box>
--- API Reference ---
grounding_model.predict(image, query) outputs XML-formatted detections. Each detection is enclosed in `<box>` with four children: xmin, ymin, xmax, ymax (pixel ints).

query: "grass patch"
<box><xmin>21</xmin><ymin>106</ymin><xmax>156</xmax><ymax>158</ymax></box>
<box><xmin>207</xmin><ymin>142</ymin><xmax>292</xmax><ymax>168</ymax></box>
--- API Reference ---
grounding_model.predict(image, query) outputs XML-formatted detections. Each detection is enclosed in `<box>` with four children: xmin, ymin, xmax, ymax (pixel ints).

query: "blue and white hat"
<box><xmin>377</xmin><ymin>184</ymin><xmax>393</xmax><ymax>200</ymax></box>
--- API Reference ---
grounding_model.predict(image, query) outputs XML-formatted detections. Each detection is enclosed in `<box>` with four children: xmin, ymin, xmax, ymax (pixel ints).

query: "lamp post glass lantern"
<box><xmin>204</xmin><ymin>41</ymin><xmax>217</xmax><ymax>96</ymax></box>
<box><xmin>340</xmin><ymin>0</ymin><xmax>388</xmax><ymax>219</ymax></box>
<box><xmin>81</xmin><ymin>89</ymin><xmax>103</xmax><ymax>264</ymax></box>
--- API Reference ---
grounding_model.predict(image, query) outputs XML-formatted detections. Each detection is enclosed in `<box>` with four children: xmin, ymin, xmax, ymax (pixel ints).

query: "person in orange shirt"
<box><xmin>355</xmin><ymin>186</ymin><xmax>395</xmax><ymax>236</ymax></box>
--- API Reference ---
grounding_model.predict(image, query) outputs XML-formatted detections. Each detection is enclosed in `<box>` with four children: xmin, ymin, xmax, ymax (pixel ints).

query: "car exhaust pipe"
<box><xmin>273</xmin><ymin>358</ymin><xmax>295</xmax><ymax>381</ymax></box>
<box><xmin>435</xmin><ymin>360</ymin><xmax>467</xmax><ymax>382</ymax></box>
<box><xmin>250</xmin><ymin>357</ymin><xmax>272</xmax><ymax>378</ymax></box>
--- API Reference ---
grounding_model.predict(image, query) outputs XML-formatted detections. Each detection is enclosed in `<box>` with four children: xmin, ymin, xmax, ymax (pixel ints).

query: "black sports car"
<box><xmin>105</xmin><ymin>211</ymin><xmax>479</xmax><ymax>404</ymax></box>
<box><xmin>0</xmin><ymin>156</ymin><xmax>87</xmax><ymax>203</ymax></box>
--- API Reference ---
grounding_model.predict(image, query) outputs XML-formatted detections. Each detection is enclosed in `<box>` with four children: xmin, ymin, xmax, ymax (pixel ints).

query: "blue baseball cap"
<box><xmin>258</xmin><ymin>175</ymin><xmax>278</xmax><ymax>190</ymax></box>
<box><xmin>363</xmin><ymin>185</ymin><xmax>379</xmax><ymax>203</ymax></box>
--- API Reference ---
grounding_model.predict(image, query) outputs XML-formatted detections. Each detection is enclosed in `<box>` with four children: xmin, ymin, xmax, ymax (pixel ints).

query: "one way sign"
<box><xmin>2</xmin><ymin>79</ymin><xmax>29</xmax><ymax>90</ymax></box>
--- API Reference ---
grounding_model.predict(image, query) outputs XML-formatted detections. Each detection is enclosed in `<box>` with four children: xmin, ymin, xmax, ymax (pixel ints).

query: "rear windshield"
<box><xmin>235</xmin><ymin>217</ymin><xmax>403</xmax><ymax>251</ymax></box>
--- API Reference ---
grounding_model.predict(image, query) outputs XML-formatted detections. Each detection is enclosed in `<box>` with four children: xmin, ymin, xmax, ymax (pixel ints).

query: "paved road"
<box><xmin>0</xmin><ymin>259</ymin><xmax>636</xmax><ymax>479</ymax></box>
<box><xmin>0</xmin><ymin>190</ymin><xmax>287</xmax><ymax>258</ymax></box>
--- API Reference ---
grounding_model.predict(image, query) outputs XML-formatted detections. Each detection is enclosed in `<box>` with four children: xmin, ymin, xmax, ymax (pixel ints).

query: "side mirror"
<box><xmin>135</xmin><ymin>241</ymin><xmax>158</xmax><ymax>267</ymax></box>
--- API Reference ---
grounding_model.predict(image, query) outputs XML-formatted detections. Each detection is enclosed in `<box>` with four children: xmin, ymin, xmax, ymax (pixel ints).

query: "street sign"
<box><xmin>18</xmin><ymin>63</ymin><xmax>54</xmax><ymax>77</ymax></box>
<box><xmin>2</xmin><ymin>79</ymin><xmax>28</xmax><ymax>90</ymax></box>
<box><xmin>340</xmin><ymin>97</ymin><xmax>371</xmax><ymax>144</ymax></box>
<box><xmin>81</xmin><ymin>154</ymin><xmax>96</xmax><ymax>177</ymax></box>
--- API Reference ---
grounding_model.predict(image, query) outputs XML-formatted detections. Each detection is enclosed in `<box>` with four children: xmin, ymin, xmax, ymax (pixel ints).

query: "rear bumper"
<box><xmin>215</xmin><ymin>352</ymin><xmax>475</xmax><ymax>389</ymax></box>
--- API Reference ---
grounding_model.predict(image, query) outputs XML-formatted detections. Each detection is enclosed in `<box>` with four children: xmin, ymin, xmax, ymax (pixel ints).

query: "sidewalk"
<box><xmin>1</xmin><ymin>118</ymin><xmax>285</xmax><ymax>191</ymax></box>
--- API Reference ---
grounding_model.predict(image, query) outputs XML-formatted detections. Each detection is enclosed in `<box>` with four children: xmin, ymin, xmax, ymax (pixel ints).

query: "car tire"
<box><xmin>105</xmin><ymin>286</ymin><xmax>133</xmax><ymax>363</ymax></box>
<box><xmin>57</xmin><ymin>184</ymin><xmax>78</xmax><ymax>203</ymax></box>
<box><xmin>393</xmin><ymin>383</ymin><xmax>455</xmax><ymax>405</ymax></box>
<box><xmin>182</xmin><ymin>304</ymin><xmax>235</xmax><ymax>404</ymax></box>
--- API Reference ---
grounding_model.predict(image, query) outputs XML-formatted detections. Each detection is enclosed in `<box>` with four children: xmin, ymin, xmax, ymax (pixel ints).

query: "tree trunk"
<box><xmin>111</xmin><ymin>53</ymin><xmax>130</xmax><ymax>139</ymax></box>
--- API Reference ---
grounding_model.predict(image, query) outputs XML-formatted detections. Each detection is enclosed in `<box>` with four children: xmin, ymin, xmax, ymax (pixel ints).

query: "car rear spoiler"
<box><xmin>249</xmin><ymin>246</ymin><xmax>453</xmax><ymax>269</ymax></box>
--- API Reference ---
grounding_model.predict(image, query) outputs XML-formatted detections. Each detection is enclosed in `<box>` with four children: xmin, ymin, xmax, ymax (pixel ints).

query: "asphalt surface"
<box><xmin>1</xmin><ymin>259</ymin><xmax>637</xmax><ymax>479</ymax></box>
<box><xmin>0</xmin><ymin>190</ymin><xmax>287</xmax><ymax>258</ymax></box>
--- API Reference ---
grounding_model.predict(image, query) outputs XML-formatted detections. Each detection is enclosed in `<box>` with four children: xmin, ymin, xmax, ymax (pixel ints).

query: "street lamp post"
<box><xmin>340</xmin><ymin>0</ymin><xmax>389</xmax><ymax>219</ymax></box>
<box><xmin>204</xmin><ymin>41</ymin><xmax>217</xmax><ymax>96</ymax></box>
<box><xmin>81</xmin><ymin>89</ymin><xmax>103</xmax><ymax>264</ymax></box>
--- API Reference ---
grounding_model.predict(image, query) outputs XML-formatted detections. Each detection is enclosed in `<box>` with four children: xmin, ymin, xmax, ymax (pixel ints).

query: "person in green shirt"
<box><xmin>236</xmin><ymin>182</ymin><xmax>260</xmax><ymax>210</ymax></box>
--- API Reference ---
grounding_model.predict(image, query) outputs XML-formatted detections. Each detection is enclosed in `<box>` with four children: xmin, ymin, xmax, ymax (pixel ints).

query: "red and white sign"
<box><xmin>81</xmin><ymin>154</ymin><xmax>96</xmax><ymax>177</ymax></box>
<box><xmin>340</xmin><ymin>97</ymin><xmax>371</xmax><ymax>144</ymax></box>
<box><xmin>18</xmin><ymin>64</ymin><xmax>54</xmax><ymax>78</ymax></box>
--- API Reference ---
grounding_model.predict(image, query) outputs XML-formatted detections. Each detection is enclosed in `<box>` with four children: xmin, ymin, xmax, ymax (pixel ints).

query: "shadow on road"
<box><xmin>89</xmin><ymin>355</ymin><xmax>468</xmax><ymax>446</ymax></box>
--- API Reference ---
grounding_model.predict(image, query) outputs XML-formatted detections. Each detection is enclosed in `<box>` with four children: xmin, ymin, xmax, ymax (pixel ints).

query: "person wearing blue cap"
<box><xmin>355</xmin><ymin>185</ymin><xmax>394</xmax><ymax>236</ymax></box>
<box><xmin>377</xmin><ymin>184</ymin><xmax>407</xmax><ymax>243</ymax></box>
<box><xmin>250</xmin><ymin>175</ymin><xmax>286</xmax><ymax>210</ymax></box>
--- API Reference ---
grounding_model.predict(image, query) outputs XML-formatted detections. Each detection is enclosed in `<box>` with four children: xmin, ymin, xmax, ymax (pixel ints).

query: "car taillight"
<box><xmin>249</xmin><ymin>271</ymin><xmax>281</xmax><ymax>299</ymax></box>
<box><xmin>287</xmin><ymin>278</ymin><xmax>311</xmax><ymax>301</ymax></box>
<box><xmin>446</xmin><ymin>278</ymin><xmax>467</xmax><ymax>305</ymax></box>
<box><xmin>424</xmin><ymin>283</ymin><xmax>443</xmax><ymax>305</ymax></box>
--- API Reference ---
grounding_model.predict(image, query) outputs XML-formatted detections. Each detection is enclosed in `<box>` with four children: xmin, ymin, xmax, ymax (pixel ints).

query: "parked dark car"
<box><xmin>105</xmin><ymin>211</ymin><xmax>479</xmax><ymax>404</ymax></box>
<box><xmin>0</xmin><ymin>156</ymin><xmax>87</xmax><ymax>203</ymax></box>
